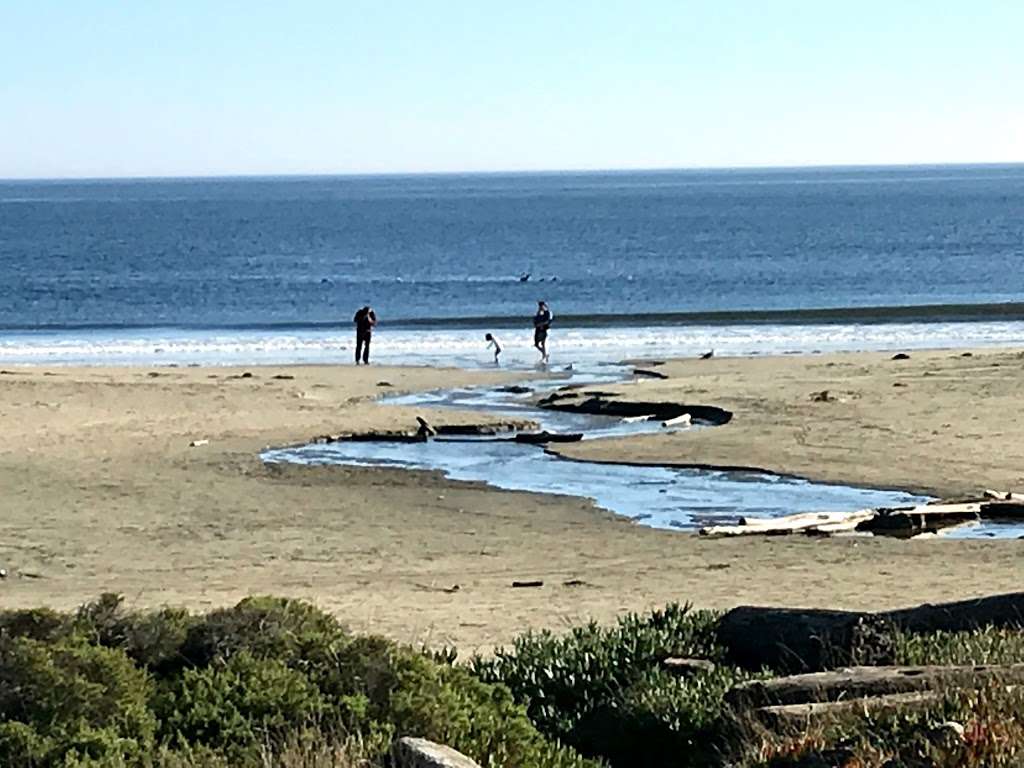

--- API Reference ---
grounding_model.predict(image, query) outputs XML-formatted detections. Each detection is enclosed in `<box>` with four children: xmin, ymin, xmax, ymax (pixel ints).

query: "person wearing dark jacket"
<box><xmin>533</xmin><ymin>301</ymin><xmax>552</xmax><ymax>362</ymax></box>
<box><xmin>353</xmin><ymin>306</ymin><xmax>377</xmax><ymax>364</ymax></box>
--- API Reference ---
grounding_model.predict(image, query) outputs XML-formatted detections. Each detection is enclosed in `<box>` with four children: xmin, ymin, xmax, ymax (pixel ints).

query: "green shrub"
<box><xmin>0</xmin><ymin>595</ymin><xmax>607</xmax><ymax>767</ymax></box>
<box><xmin>322</xmin><ymin>635</ymin><xmax>596</xmax><ymax>767</ymax></box>
<box><xmin>155</xmin><ymin>651</ymin><xmax>325</xmax><ymax>763</ymax></box>
<box><xmin>472</xmin><ymin>603</ymin><xmax>724</xmax><ymax>754</ymax></box>
<box><xmin>0</xmin><ymin>606</ymin><xmax>72</xmax><ymax>643</ymax></box>
<box><xmin>571</xmin><ymin>666</ymin><xmax>749</xmax><ymax>767</ymax></box>
<box><xmin>0</xmin><ymin>636</ymin><xmax>156</xmax><ymax>765</ymax></box>
<box><xmin>179</xmin><ymin>596</ymin><xmax>348</xmax><ymax>674</ymax></box>
<box><xmin>0</xmin><ymin>720</ymin><xmax>52</xmax><ymax>765</ymax></box>
<box><xmin>75</xmin><ymin>593</ymin><xmax>197</xmax><ymax>673</ymax></box>
<box><xmin>894</xmin><ymin>626</ymin><xmax>1024</xmax><ymax>667</ymax></box>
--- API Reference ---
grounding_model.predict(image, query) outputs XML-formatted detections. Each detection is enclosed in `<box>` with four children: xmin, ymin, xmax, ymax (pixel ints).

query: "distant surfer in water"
<box><xmin>485</xmin><ymin>333</ymin><xmax>502</xmax><ymax>364</ymax></box>
<box><xmin>353</xmin><ymin>305</ymin><xmax>377</xmax><ymax>364</ymax></box>
<box><xmin>533</xmin><ymin>301</ymin><xmax>552</xmax><ymax>362</ymax></box>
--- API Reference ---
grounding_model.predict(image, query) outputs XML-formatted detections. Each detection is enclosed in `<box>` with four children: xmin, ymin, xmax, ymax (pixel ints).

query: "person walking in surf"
<box><xmin>485</xmin><ymin>333</ymin><xmax>502</xmax><ymax>364</ymax></box>
<box><xmin>533</xmin><ymin>301</ymin><xmax>552</xmax><ymax>362</ymax></box>
<box><xmin>353</xmin><ymin>305</ymin><xmax>377</xmax><ymax>364</ymax></box>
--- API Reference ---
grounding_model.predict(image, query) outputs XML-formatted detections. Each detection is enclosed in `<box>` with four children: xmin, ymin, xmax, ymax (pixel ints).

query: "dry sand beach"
<box><xmin>3</xmin><ymin>349</ymin><xmax>1024</xmax><ymax>654</ymax></box>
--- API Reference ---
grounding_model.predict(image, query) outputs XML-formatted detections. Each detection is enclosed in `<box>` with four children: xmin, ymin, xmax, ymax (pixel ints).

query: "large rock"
<box><xmin>393</xmin><ymin>737</ymin><xmax>482</xmax><ymax>768</ymax></box>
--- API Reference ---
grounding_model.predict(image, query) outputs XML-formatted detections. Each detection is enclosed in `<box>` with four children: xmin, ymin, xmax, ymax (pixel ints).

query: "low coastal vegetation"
<box><xmin>2</xmin><ymin>596</ymin><xmax>1024</xmax><ymax>767</ymax></box>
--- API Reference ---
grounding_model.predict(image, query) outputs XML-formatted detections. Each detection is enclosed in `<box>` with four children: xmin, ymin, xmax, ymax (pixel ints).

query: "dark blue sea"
<box><xmin>2</xmin><ymin>165</ymin><xmax>1024</xmax><ymax>365</ymax></box>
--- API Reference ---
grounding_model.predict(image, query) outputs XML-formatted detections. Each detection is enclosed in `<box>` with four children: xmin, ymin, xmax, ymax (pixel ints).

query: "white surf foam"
<box><xmin>3</xmin><ymin>321</ymin><xmax>1024</xmax><ymax>367</ymax></box>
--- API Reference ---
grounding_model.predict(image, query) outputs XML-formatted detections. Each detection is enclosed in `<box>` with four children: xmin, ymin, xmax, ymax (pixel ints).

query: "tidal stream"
<box><xmin>259</xmin><ymin>364</ymin><xmax>1024</xmax><ymax>537</ymax></box>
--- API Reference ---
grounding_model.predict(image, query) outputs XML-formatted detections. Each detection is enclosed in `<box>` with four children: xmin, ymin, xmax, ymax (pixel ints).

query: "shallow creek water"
<box><xmin>263</xmin><ymin>365</ymin><xmax>1018</xmax><ymax>538</ymax></box>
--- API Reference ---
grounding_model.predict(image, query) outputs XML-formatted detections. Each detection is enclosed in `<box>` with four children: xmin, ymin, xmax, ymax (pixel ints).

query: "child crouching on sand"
<box><xmin>485</xmin><ymin>333</ymin><xmax>502</xmax><ymax>364</ymax></box>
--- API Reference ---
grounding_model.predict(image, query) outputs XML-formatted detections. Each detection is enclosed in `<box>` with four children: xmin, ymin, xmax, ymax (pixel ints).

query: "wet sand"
<box><xmin>2</xmin><ymin>353</ymin><xmax>1023</xmax><ymax>654</ymax></box>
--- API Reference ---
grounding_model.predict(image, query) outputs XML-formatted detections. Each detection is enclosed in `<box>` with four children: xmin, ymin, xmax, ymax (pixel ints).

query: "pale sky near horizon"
<box><xmin>1</xmin><ymin>1</ymin><xmax>1022</xmax><ymax>179</ymax></box>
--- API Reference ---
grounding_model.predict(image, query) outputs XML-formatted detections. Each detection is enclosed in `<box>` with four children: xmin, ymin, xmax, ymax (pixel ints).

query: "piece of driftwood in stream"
<box><xmin>700</xmin><ymin>497</ymin><xmax>1024</xmax><ymax>537</ymax></box>
<box><xmin>621</xmin><ymin>414</ymin><xmax>656</xmax><ymax>423</ymax></box>
<box><xmin>864</xmin><ymin>499</ymin><xmax>1024</xmax><ymax>535</ymax></box>
<box><xmin>513</xmin><ymin>431</ymin><xmax>583</xmax><ymax>444</ymax></box>
<box><xmin>753</xmin><ymin>690</ymin><xmax>941</xmax><ymax>728</ymax></box>
<box><xmin>718</xmin><ymin>592</ymin><xmax>1024</xmax><ymax>672</ymax></box>
<box><xmin>858</xmin><ymin>501</ymin><xmax>983</xmax><ymax>535</ymax></box>
<box><xmin>340</xmin><ymin>433</ymin><xmax>423</xmax><ymax>443</ymax></box>
<box><xmin>727</xmin><ymin>664</ymin><xmax>1024</xmax><ymax>710</ymax></box>
<box><xmin>701</xmin><ymin>509</ymin><xmax>877</xmax><ymax>537</ymax></box>
<box><xmin>982</xmin><ymin>498</ymin><xmax>1024</xmax><ymax>517</ymax></box>
<box><xmin>434</xmin><ymin>424</ymin><xmax>519</xmax><ymax>436</ymax></box>
<box><xmin>661</xmin><ymin>413</ymin><xmax>692</xmax><ymax>427</ymax></box>
<box><xmin>717</xmin><ymin>607</ymin><xmax>897</xmax><ymax>673</ymax></box>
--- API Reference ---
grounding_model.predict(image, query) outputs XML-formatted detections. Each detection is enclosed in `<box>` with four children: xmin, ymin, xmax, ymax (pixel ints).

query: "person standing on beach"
<box><xmin>353</xmin><ymin>305</ymin><xmax>377</xmax><ymax>364</ymax></box>
<box><xmin>533</xmin><ymin>301</ymin><xmax>552</xmax><ymax>362</ymax></box>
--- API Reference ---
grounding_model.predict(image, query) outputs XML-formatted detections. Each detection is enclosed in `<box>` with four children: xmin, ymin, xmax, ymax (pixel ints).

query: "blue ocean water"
<box><xmin>2</xmin><ymin>165</ymin><xmax>1023</xmax><ymax>333</ymax></box>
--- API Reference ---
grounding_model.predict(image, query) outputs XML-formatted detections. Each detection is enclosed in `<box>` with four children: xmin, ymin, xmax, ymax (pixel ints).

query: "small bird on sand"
<box><xmin>699</xmin><ymin>350</ymin><xmax>714</xmax><ymax>360</ymax></box>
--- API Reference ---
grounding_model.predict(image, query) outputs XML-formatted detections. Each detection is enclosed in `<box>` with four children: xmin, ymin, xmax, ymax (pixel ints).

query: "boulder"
<box><xmin>393</xmin><ymin>737</ymin><xmax>482</xmax><ymax>768</ymax></box>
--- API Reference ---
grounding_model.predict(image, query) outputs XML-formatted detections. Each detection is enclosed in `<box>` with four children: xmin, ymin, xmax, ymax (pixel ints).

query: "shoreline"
<box><xmin>4</xmin><ymin>318</ymin><xmax>1024</xmax><ymax>369</ymax></box>
<box><xmin>3</xmin><ymin>351</ymin><xmax>1024</xmax><ymax>651</ymax></box>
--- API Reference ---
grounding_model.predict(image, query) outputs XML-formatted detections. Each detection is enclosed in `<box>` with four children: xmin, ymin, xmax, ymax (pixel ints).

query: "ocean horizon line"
<box><xmin>2</xmin><ymin>161</ymin><xmax>1024</xmax><ymax>185</ymax></box>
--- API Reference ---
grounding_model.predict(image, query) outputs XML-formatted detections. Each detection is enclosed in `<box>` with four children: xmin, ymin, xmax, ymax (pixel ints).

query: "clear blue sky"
<box><xmin>2</xmin><ymin>1</ymin><xmax>1021</xmax><ymax>178</ymax></box>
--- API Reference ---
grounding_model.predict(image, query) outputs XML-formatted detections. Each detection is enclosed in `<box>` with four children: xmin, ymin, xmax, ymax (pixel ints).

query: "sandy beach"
<box><xmin>2</xmin><ymin>351</ymin><xmax>1023</xmax><ymax>654</ymax></box>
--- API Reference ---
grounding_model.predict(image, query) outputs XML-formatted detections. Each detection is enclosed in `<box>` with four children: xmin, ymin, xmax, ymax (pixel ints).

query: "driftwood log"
<box><xmin>882</xmin><ymin>592</ymin><xmax>1024</xmax><ymax>634</ymax></box>
<box><xmin>753</xmin><ymin>690</ymin><xmax>941</xmax><ymax>728</ymax></box>
<box><xmin>727</xmin><ymin>664</ymin><xmax>1024</xmax><ymax>710</ymax></box>
<box><xmin>717</xmin><ymin>607</ymin><xmax>896</xmax><ymax>673</ymax></box>
<box><xmin>718</xmin><ymin>592</ymin><xmax>1024</xmax><ymax>672</ymax></box>
<box><xmin>699</xmin><ymin>495</ymin><xmax>1024</xmax><ymax>538</ymax></box>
